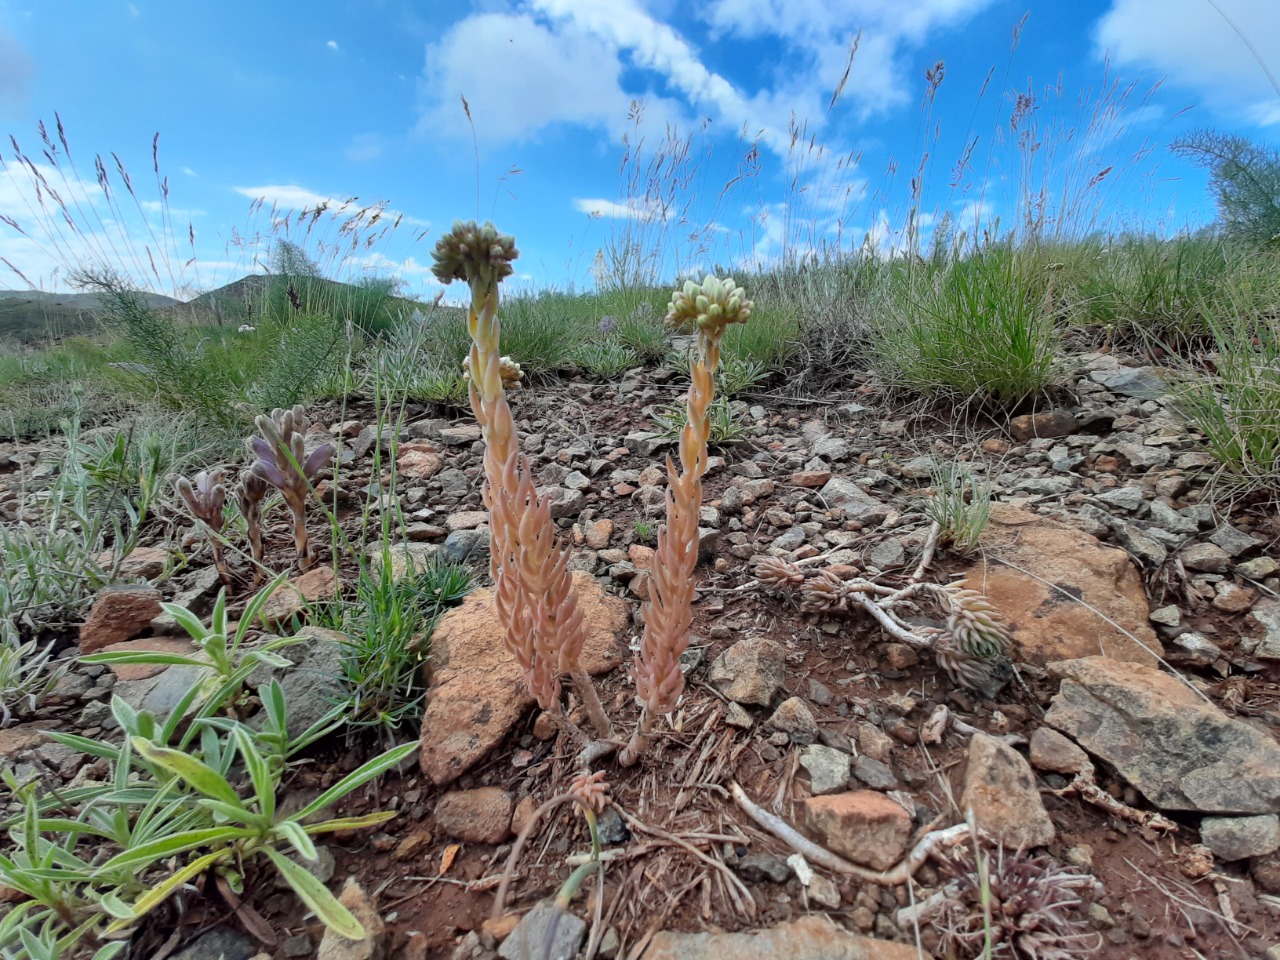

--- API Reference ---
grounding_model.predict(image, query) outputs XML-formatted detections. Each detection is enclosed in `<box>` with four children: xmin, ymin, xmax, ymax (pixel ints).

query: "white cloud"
<box><xmin>1095</xmin><ymin>0</ymin><xmax>1280</xmax><ymax>126</ymax></box>
<box><xmin>418</xmin><ymin>12</ymin><xmax>636</xmax><ymax>145</ymax></box>
<box><xmin>420</xmin><ymin>0</ymin><xmax>994</xmax><ymax>161</ymax></box>
<box><xmin>126</xmin><ymin>3</ymin><xmax>140</xmax><ymax>16</ymax></box>
<box><xmin>326</xmin><ymin>40</ymin><xmax>340</xmax><ymax>51</ymax></box>
<box><xmin>181</xmin><ymin>166</ymin><xmax>197</xmax><ymax>177</ymax></box>
<box><xmin>572</xmin><ymin>197</ymin><xmax>666</xmax><ymax>221</ymax></box>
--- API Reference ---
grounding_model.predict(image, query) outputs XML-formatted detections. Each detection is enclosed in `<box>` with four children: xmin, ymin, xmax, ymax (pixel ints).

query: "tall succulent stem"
<box><xmin>620</xmin><ymin>277</ymin><xmax>751</xmax><ymax>766</ymax></box>
<box><xmin>432</xmin><ymin>222</ymin><xmax>611</xmax><ymax>740</ymax></box>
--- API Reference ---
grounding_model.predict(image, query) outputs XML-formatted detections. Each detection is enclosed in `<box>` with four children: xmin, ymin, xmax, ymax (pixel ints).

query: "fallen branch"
<box><xmin>729</xmin><ymin>782</ymin><xmax>971</xmax><ymax>884</ymax></box>
<box><xmin>1051</xmin><ymin>764</ymin><xmax>1177</xmax><ymax>834</ymax></box>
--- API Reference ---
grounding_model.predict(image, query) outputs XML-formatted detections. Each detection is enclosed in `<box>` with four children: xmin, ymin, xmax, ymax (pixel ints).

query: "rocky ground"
<box><xmin>4</xmin><ymin>345</ymin><xmax>1280</xmax><ymax>960</ymax></box>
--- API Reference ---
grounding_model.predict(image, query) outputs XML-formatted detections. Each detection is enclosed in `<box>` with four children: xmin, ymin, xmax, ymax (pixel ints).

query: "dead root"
<box><xmin>729</xmin><ymin>781</ymin><xmax>971</xmax><ymax>885</ymax></box>
<box><xmin>1051</xmin><ymin>763</ymin><xmax>1178</xmax><ymax>834</ymax></box>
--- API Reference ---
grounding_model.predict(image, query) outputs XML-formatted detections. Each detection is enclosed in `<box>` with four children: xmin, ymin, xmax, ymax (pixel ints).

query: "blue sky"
<box><xmin>1</xmin><ymin>0</ymin><xmax>1277</xmax><ymax>300</ymax></box>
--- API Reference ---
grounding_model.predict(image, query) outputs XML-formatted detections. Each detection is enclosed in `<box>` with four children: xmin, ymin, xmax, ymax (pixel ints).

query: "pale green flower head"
<box><xmin>665</xmin><ymin>274</ymin><xmax>752</xmax><ymax>339</ymax></box>
<box><xmin>430</xmin><ymin>220</ymin><xmax>519</xmax><ymax>287</ymax></box>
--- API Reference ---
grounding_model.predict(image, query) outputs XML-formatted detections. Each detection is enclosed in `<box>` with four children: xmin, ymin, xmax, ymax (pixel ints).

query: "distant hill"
<box><xmin>0</xmin><ymin>289</ymin><xmax>183</xmax><ymax>344</ymax></box>
<box><xmin>0</xmin><ymin>274</ymin><xmax>436</xmax><ymax>345</ymax></box>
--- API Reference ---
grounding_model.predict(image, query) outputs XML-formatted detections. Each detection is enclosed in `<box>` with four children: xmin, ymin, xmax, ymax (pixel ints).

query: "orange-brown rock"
<box><xmin>961</xmin><ymin>503</ymin><xmax>1161</xmax><ymax>666</ymax></box>
<box><xmin>419</xmin><ymin>571</ymin><xmax>628</xmax><ymax>785</ymax></box>
<box><xmin>80</xmin><ymin>586</ymin><xmax>162</xmax><ymax>653</ymax></box>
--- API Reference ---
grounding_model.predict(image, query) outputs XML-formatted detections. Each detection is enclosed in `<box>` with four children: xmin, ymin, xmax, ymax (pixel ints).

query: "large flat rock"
<box><xmin>1046</xmin><ymin>656</ymin><xmax>1280</xmax><ymax>814</ymax></box>
<box><xmin>419</xmin><ymin>571</ymin><xmax>628</xmax><ymax>786</ymax></box>
<box><xmin>962</xmin><ymin>504</ymin><xmax>1161</xmax><ymax>666</ymax></box>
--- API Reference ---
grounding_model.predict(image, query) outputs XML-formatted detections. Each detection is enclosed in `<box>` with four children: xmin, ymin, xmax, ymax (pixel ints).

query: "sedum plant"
<box><xmin>431</xmin><ymin>221</ymin><xmax>611</xmax><ymax>740</ymax></box>
<box><xmin>174</xmin><ymin>468</ymin><xmax>230</xmax><ymax>583</ymax></box>
<box><xmin>247</xmin><ymin>405</ymin><xmax>335</xmax><ymax>570</ymax></box>
<box><xmin>620</xmin><ymin>276</ymin><xmax>751</xmax><ymax>766</ymax></box>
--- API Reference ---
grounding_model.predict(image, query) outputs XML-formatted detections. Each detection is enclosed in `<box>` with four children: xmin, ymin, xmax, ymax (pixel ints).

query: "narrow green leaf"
<box><xmin>263</xmin><ymin>848</ymin><xmax>364</xmax><ymax>940</ymax></box>
<box><xmin>229</xmin><ymin>725</ymin><xmax>276</xmax><ymax>820</ymax></box>
<box><xmin>96</xmin><ymin>826</ymin><xmax>250</xmax><ymax>873</ymax></box>
<box><xmin>107</xmin><ymin>849</ymin><xmax>230</xmax><ymax>932</ymax></box>
<box><xmin>43</xmin><ymin>731</ymin><xmax>121</xmax><ymax>761</ymax></box>
<box><xmin>81</xmin><ymin>652</ymin><xmax>209</xmax><ymax>668</ymax></box>
<box><xmin>275</xmin><ymin>819</ymin><xmax>317</xmax><ymax>861</ymax></box>
<box><xmin>303</xmin><ymin>811</ymin><xmax>398</xmax><ymax>835</ymax></box>
<box><xmin>162</xmin><ymin>603</ymin><xmax>210</xmax><ymax>643</ymax></box>
<box><xmin>131</xmin><ymin>738</ymin><xmax>246</xmax><ymax>810</ymax></box>
<box><xmin>292</xmin><ymin>743</ymin><xmax>415</xmax><ymax>822</ymax></box>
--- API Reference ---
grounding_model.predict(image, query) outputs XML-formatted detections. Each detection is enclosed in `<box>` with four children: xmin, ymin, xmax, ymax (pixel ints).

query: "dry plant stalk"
<box><xmin>174</xmin><ymin>468</ymin><xmax>229</xmax><ymax>583</ymax></box>
<box><xmin>235</xmin><ymin>472</ymin><xmax>268</xmax><ymax>585</ymax></box>
<box><xmin>431</xmin><ymin>221</ymin><xmax>610</xmax><ymax>739</ymax></box>
<box><xmin>620</xmin><ymin>276</ymin><xmax>751</xmax><ymax>766</ymax></box>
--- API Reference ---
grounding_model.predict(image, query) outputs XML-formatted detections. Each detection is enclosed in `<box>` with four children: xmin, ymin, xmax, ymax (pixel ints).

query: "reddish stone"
<box><xmin>80</xmin><ymin>586</ymin><xmax>162</xmax><ymax>654</ymax></box>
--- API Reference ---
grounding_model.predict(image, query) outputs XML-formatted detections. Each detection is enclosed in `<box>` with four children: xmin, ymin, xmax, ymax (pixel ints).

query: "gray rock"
<box><xmin>769</xmin><ymin>696</ymin><xmax>818</xmax><ymax>744</ymax></box>
<box><xmin>436</xmin><ymin>468</ymin><xmax>470</xmax><ymax>499</ymax></box>
<box><xmin>252</xmin><ymin>627</ymin><xmax>346</xmax><ymax>742</ymax></box>
<box><xmin>112</xmin><ymin>664</ymin><xmax>209</xmax><ymax>722</ymax></box>
<box><xmin>961</xmin><ymin>734</ymin><xmax>1055</xmax><ymax>848</ymax></box>
<box><xmin>724</xmin><ymin>702</ymin><xmax>754</xmax><ymax>728</ymax></box>
<box><xmin>537</xmin><ymin>486</ymin><xmax>585</xmax><ymax>519</ymax></box>
<box><xmin>498</xmin><ymin>901</ymin><xmax>585</xmax><ymax>960</ymax></box>
<box><xmin>708</xmin><ymin>637</ymin><xmax>786</xmax><ymax>706</ymax></box>
<box><xmin>1239</xmin><ymin>556</ymin><xmax>1280</xmax><ymax>579</ymax></box>
<box><xmin>899</xmin><ymin>456</ymin><xmax>937</xmax><ymax>480</ymax></box>
<box><xmin>595</xmin><ymin>807</ymin><xmax>629</xmax><ymax>845</ymax></box>
<box><xmin>1148</xmin><ymin>500</ymin><xmax>1198</xmax><ymax>535</ymax></box>
<box><xmin>367</xmin><ymin>542</ymin><xmax>442</xmax><ymax>582</ymax></box>
<box><xmin>1180</xmin><ymin>542</ymin><xmax>1232</xmax><ymax>573</ymax></box>
<box><xmin>734</xmin><ymin>853</ymin><xmax>791</xmax><ymax>884</ymax></box>
<box><xmin>818</xmin><ymin>477</ymin><xmax>885</xmax><ymax>521</ymax></box>
<box><xmin>1244</xmin><ymin>599</ymin><xmax>1280</xmax><ymax>660</ymax></box>
<box><xmin>624</xmin><ymin>431</ymin><xmax>671</xmax><ymax>458</ymax></box>
<box><xmin>1200</xmin><ymin>815</ymin><xmax>1280</xmax><ymax>861</ymax></box>
<box><xmin>1170</xmin><ymin>632</ymin><xmax>1222</xmax><ymax>667</ymax></box>
<box><xmin>1113</xmin><ymin>441</ymin><xmax>1171</xmax><ymax>470</ymax></box>
<box><xmin>1209</xmin><ymin>525</ymin><xmax>1262</xmax><ymax>557</ymax></box>
<box><xmin>1148</xmin><ymin>605</ymin><xmax>1181</xmax><ymax>627</ymax></box>
<box><xmin>171</xmin><ymin>927</ymin><xmax>255</xmax><ymax>960</ymax></box>
<box><xmin>800</xmin><ymin>744</ymin><xmax>852</xmax><ymax>796</ymax></box>
<box><xmin>867</xmin><ymin>538</ymin><xmax>905</xmax><ymax>569</ymax></box>
<box><xmin>563</xmin><ymin>470</ymin><xmax>591</xmax><ymax>491</ymax></box>
<box><xmin>441</xmin><ymin>528</ymin><xmax>491</xmax><ymax>565</ymax></box>
<box><xmin>1097</xmin><ymin>487</ymin><xmax>1145</xmax><ymax>512</ymax></box>
<box><xmin>1113</xmin><ymin>524</ymin><xmax>1167</xmax><ymax>566</ymax></box>
<box><xmin>771</xmin><ymin>527</ymin><xmax>807</xmax><ymax>552</ymax></box>
<box><xmin>811</xmin><ymin>436</ymin><xmax>852</xmax><ymax>461</ymax></box>
<box><xmin>1090</xmin><ymin>366</ymin><xmax>1167</xmax><ymax>399</ymax></box>
<box><xmin>852</xmin><ymin>755</ymin><xmax>898</xmax><ymax>791</ymax></box>
<box><xmin>1046</xmin><ymin>657</ymin><xmax>1280</xmax><ymax>813</ymax></box>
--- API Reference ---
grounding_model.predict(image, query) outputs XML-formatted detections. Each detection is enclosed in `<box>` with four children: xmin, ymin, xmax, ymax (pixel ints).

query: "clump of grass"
<box><xmin>570</xmin><ymin>339</ymin><xmax>640</xmax><ymax>379</ymax></box>
<box><xmin>923</xmin><ymin>463</ymin><xmax>992</xmax><ymax>552</ymax></box>
<box><xmin>325</xmin><ymin>552</ymin><xmax>475</xmax><ymax>743</ymax></box>
<box><xmin>875</xmin><ymin>248</ymin><xmax>1058</xmax><ymax>407</ymax></box>
<box><xmin>651</xmin><ymin>395</ymin><xmax>747</xmax><ymax>447</ymax></box>
<box><xmin>716</xmin><ymin>356</ymin><xmax>769</xmax><ymax>397</ymax></box>
<box><xmin>1172</xmin><ymin>299</ymin><xmax>1280</xmax><ymax>500</ymax></box>
<box><xmin>1070</xmin><ymin>234</ymin><xmax>1230</xmax><ymax>345</ymax></box>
